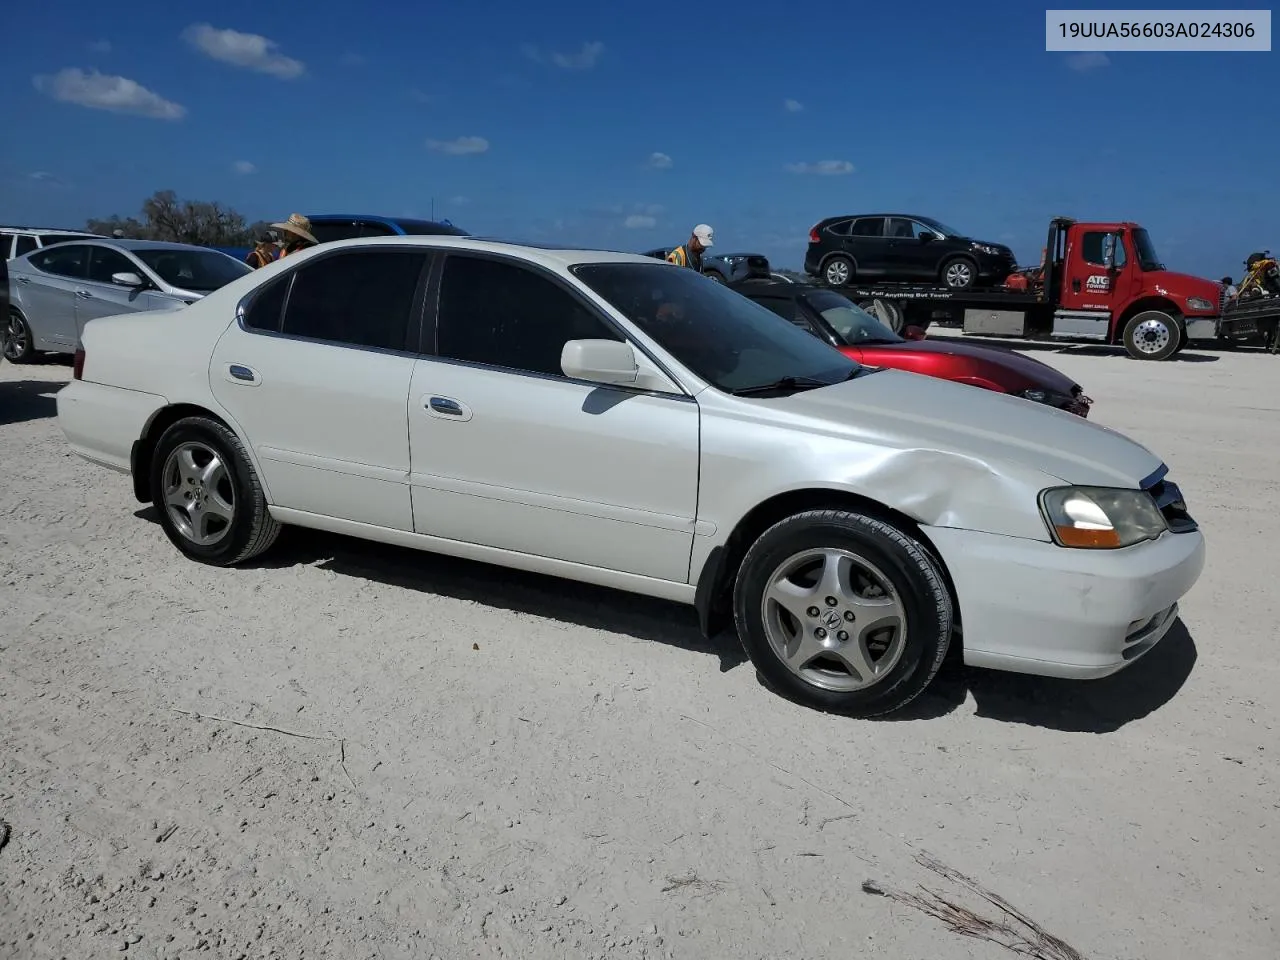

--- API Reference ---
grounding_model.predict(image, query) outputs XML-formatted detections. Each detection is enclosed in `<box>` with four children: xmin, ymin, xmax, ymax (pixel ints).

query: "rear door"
<box><xmin>844</xmin><ymin>217</ymin><xmax>889</xmax><ymax>276</ymax></box>
<box><xmin>208</xmin><ymin>246</ymin><xmax>430</xmax><ymax>529</ymax></box>
<box><xmin>16</xmin><ymin>244</ymin><xmax>89</xmax><ymax>348</ymax></box>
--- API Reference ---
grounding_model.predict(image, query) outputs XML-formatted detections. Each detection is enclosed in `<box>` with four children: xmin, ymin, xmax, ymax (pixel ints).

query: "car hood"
<box><xmin>757</xmin><ymin>369</ymin><xmax>1160</xmax><ymax>488</ymax></box>
<box><xmin>860</xmin><ymin>339</ymin><xmax>1081</xmax><ymax>393</ymax></box>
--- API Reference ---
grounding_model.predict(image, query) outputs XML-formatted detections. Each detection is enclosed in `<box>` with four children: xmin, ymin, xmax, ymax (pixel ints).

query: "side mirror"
<box><xmin>903</xmin><ymin>325</ymin><xmax>927</xmax><ymax>341</ymax></box>
<box><xmin>919</xmin><ymin>233</ymin><xmax>936</xmax><ymax>242</ymax></box>
<box><xmin>111</xmin><ymin>271</ymin><xmax>144</xmax><ymax>287</ymax></box>
<box><xmin>561</xmin><ymin>339</ymin><xmax>638</xmax><ymax>386</ymax></box>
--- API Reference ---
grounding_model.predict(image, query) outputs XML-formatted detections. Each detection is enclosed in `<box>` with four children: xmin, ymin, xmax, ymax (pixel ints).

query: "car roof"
<box><xmin>295</xmin><ymin>234</ymin><xmax>670</xmax><ymax>269</ymax></box>
<box><xmin>0</xmin><ymin>226</ymin><xmax>101</xmax><ymax>236</ymax></box>
<box><xmin>732</xmin><ymin>278</ymin><xmax>824</xmax><ymax>298</ymax></box>
<box><xmin>819</xmin><ymin>213</ymin><xmax>937</xmax><ymax>222</ymax></box>
<box><xmin>38</xmin><ymin>238</ymin><xmax>225</xmax><ymax>253</ymax></box>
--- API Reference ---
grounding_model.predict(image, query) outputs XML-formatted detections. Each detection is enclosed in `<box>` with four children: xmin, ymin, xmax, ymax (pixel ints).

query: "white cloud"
<box><xmin>182</xmin><ymin>23</ymin><xmax>305</xmax><ymax>79</ymax></box>
<box><xmin>784</xmin><ymin>98</ymin><xmax>803</xmax><ymax>112</ymax></box>
<box><xmin>624</xmin><ymin>214</ymin><xmax>656</xmax><ymax>229</ymax></box>
<box><xmin>648</xmin><ymin>151</ymin><xmax>672</xmax><ymax>169</ymax></box>
<box><xmin>33</xmin><ymin>68</ymin><xmax>185</xmax><ymax>120</ymax></box>
<box><xmin>340</xmin><ymin>52</ymin><xmax>365</xmax><ymax>66</ymax></box>
<box><xmin>1066</xmin><ymin>51</ymin><xmax>1110</xmax><ymax>72</ymax></box>
<box><xmin>523</xmin><ymin>41</ymin><xmax>604</xmax><ymax>70</ymax></box>
<box><xmin>409</xmin><ymin>88</ymin><xmax>441</xmax><ymax>103</ymax></box>
<box><xmin>426</xmin><ymin>136</ymin><xmax>489</xmax><ymax>155</ymax></box>
<box><xmin>232</xmin><ymin>160</ymin><xmax>256</xmax><ymax>174</ymax></box>
<box><xmin>450</xmin><ymin>195</ymin><xmax>470</xmax><ymax>205</ymax></box>
<box><xmin>785</xmin><ymin>160</ymin><xmax>855</xmax><ymax>175</ymax></box>
<box><xmin>88</xmin><ymin>40</ymin><xmax>111</xmax><ymax>54</ymax></box>
<box><xmin>28</xmin><ymin>171</ymin><xmax>56</xmax><ymax>181</ymax></box>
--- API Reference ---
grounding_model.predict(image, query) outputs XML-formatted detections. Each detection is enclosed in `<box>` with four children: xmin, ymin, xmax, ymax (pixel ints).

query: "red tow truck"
<box><xmin>817</xmin><ymin>217</ymin><xmax>1229</xmax><ymax>361</ymax></box>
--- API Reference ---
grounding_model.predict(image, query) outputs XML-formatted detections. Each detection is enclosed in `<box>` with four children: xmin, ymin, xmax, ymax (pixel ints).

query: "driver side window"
<box><xmin>435</xmin><ymin>255</ymin><xmax>622</xmax><ymax>378</ymax></box>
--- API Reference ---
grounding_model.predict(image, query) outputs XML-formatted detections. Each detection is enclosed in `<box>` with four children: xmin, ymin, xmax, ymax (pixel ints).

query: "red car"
<box><xmin>738</xmin><ymin>281</ymin><xmax>1092</xmax><ymax>417</ymax></box>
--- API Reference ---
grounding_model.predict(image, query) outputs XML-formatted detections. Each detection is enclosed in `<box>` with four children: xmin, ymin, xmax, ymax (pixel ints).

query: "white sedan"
<box><xmin>56</xmin><ymin>236</ymin><xmax>1206</xmax><ymax>715</ymax></box>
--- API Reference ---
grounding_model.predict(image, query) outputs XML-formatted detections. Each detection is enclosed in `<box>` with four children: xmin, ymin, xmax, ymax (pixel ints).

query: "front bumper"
<box><xmin>923</xmin><ymin>524</ymin><xmax>1205</xmax><ymax>679</ymax></box>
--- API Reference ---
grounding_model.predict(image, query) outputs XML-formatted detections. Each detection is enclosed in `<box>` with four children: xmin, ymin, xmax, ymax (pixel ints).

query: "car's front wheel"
<box><xmin>940</xmin><ymin>257</ymin><xmax>977</xmax><ymax>290</ymax></box>
<box><xmin>4</xmin><ymin>309</ymin><xmax>35</xmax><ymax>363</ymax></box>
<box><xmin>150</xmin><ymin>416</ymin><xmax>282</xmax><ymax>566</ymax></box>
<box><xmin>733</xmin><ymin>509</ymin><xmax>953</xmax><ymax>716</ymax></box>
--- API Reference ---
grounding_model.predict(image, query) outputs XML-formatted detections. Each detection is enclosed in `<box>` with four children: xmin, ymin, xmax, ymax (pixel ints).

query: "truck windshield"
<box><xmin>570</xmin><ymin>262</ymin><xmax>859</xmax><ymax>394</ymax></box>
<box><xmin>1132</xmin><ymin>229</ymin><xmax>1165</xmax><ymax>271</ymax></box>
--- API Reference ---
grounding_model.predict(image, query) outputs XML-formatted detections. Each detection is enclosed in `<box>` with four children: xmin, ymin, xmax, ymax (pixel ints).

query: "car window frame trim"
<box><xmin>234</xmin><ymin>243</ymin><xmax>434</xmax><ymax>359</ymax></box>
<box><xmin>419</xmin><ymin>248</ymin><xmax>697</xmax><ymax>402</ymax></box>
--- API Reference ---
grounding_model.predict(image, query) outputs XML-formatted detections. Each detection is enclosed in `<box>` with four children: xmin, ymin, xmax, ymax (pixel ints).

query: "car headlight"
<box><xmin>720</xmin><ymin>255</ymin><xmax>746</xmax><ymax>265</ymax></box>
<box><xmin>972</xmin><ymin>244</ymin><xmax>1002</xmax><ymax>255</ymax></box>
<box><xmin>1186</xmin><ymin>297</ymin><xmax>1214</xmax><ymax>311</ymax></box>
<box><xmin>1039</xmin><ymin>485</ymin><xmax>1168</xmax><ymax>548</ymax></box>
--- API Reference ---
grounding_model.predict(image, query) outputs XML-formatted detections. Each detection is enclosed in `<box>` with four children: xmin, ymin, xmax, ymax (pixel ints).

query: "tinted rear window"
<box><xmin>39</xmin><ymin>233</ymin><xmax>94</xmax><ymax>246</ymax></box>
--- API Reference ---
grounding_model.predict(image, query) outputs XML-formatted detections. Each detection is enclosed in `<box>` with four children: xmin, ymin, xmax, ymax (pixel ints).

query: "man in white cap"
<box><xmin>666</xmin><ymin>224</ymin><xmax>713</xmax><ymax>272</ymax></box>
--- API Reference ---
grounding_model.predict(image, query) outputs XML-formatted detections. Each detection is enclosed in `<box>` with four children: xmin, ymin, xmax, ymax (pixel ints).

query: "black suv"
<box><xmin>804</xmin><ymin>214</ymin><xmax>1016</xmax><ymax>290</ymax></box>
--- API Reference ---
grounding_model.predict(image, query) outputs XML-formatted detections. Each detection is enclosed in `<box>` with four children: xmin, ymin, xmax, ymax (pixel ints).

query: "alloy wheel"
<box><xmin>3</xmin><ymin>312</ymin><xmax>30</xmax><ymax>361</ymax></box>
<box><xmin>825</xmin><ymin>260</ymin><xmax>851</xmax><ymax>285</ymax></box>
<box><xmin>760</xmin><ymin>547</ymin><xmax>907</xmax><ymax>692</ymax></box>
<box><xmin>944</xmin><ymin>262</ymin><xmax>972</xmax><ymax>288</ymax></box>
<box><xmin>161</xmin><ymin>441</ymin><xmax>236</xmax><ymax>546</ymax></box>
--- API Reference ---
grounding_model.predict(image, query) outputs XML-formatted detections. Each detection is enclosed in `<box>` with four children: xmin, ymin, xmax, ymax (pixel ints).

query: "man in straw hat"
<box><xmin>271</xmin><ymin>213</ymin><xmax>319</xmax><ymax>258</ymax></box>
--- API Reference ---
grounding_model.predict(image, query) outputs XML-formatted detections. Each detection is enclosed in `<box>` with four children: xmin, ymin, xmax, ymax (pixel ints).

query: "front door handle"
<box><xmin>16</xmin><ymin>276</ymin><xmax>30</xmax><ymax>284</ymax></box>
<box><xmin>425</xmin><ymin>395</ymin><xmax>473</xmax><ymax>421</ymax></box>
<box><xmin>1072</xmin><ymin>278</ymin><xmax>1081</xmax><ymax>293</ymax></box>
<box><xmin>75</xmin><ymin>289</ymin><xmax>92</xmax><ymax>299</ymax></box>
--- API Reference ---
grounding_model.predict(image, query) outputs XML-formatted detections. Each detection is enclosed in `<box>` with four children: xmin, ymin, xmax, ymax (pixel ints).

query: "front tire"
<box><xmin>732</xmin><ymin>509</ymin><xmax>953</xmax><ymax>716</ymax></box>
<box><xmin>150</xmin><ymin>416</ymin><xmax>281</xmax><ymax>566</ymax></box>
<box><xmin>4</xmin><ymin>310</ymin><xmax>35</xmax><ymax>364</ymax></box>
<box><xmin>1123</xmin><ymin>310</ymin><xmax>1183</xmax><ymax>361</ymax></box>
<box><xmin>939</xmin><ymin>257</ymin><xmax>977</xmax><ymax>290</ymax></box>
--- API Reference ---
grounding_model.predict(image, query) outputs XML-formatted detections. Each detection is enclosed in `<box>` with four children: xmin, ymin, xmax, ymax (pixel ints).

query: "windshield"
<box><xmin>804</xmin><ymin>291</ymin><xmax>903</xmax><ymax>345</ymax></box>
<box><xmin>1131</xmin><ymin>228</ymin><xmax>1165</xmax><ymax>271</ymax></box>
<box><xmin>920</xmin><ymin>217</ymin><xmax>963</xmax><ymax>238</ymax></box>
<box><xmin>391</xmin><ymin>218</ymin><xmax>470</xmax><ymax>236</ymax></box>
<box><xmin>571</xmin><ymin>262</ymin><xmax>860</xmax><ymax>393</ymax></box>
<box><xmin>133</xmin><ymin>248</ymin><xmax>252</xmax><ymax>291</ymax></box>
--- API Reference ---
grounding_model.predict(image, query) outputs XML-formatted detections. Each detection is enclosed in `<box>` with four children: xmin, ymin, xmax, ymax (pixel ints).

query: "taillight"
<box><xmin>808</xmin><ymin>226</ymin><xmax>821</xmax><ymax>244</ymax></box>
<box><xmin>73</xmin><ymin>347</ymin><xmax>85</xmax><ymax>380</ymax></box>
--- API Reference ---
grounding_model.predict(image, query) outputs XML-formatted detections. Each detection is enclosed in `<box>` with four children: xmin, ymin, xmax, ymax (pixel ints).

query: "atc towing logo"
<box><xmin>1086</xmin><ymin>274</ymin><xmax>1111</xmax><ymax>292</ymax></box>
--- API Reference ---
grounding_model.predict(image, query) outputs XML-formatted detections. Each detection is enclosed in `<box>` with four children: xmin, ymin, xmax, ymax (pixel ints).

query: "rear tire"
<box><xmin>732</xmin><ymin>509</ymin><xmax>953</xmax><ymax>716</ymax></box>
<box><xmin>1123</xmin><ymin>310</ymin><xmax>1183</xmax><ymax>361</ymax></box>
<box><xmin>150</xmin><ymin>416</ymin><xmax>281</xmax><ymax>566</ymax></box>
<box><xmin>823</xmin><ymin>256</ymin><xmax>854</xmax><ymax>287</ymax></box>
<box><xmin>4</xmin><ymin>309</ymin><xmax>35</xmax><ymax>364</ymax></box>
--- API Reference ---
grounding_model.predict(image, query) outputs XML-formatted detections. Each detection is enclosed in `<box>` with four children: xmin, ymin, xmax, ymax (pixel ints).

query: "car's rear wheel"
<box><xmin>940</xmin><ymin>257</ymin><xmax>977</xmax><ymax>290</ymax></box>
<box><xmin>4</xmin><ymin>310</ymin><xmax>34</xmax><ymax>364</ymax></box>
<box><xmin>823</xmin><ymin>256</ymin><xmax>854</xmax><ymax>287</ymax></box>
<box><xmin>150</xmin><ymin>416</ymin><xmax>281</xmax><ymax>566</ymax></box>
<box><xmin>732</xmin><ymin>509</ymin><xmax>953</xmax><ymax>716</ymax></box>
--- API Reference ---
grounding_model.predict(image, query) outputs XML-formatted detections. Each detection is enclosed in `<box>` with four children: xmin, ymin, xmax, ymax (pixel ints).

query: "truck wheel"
<box><xmin>823</xmin><ymin>256</ymin><xmax>854</xmax><ymax>287</ymax></box>
<box><xmin>732</xmin><ymin>509</ymin><xmax>953</xmax><ymax>717</ymax></box>
<box><xmin>1122</xmin><ymin>310</ymin><xmax>1183</xmax><ymax>361</ymax></box>
<box><xmin>940</xmin><ymin>257</ymin><xmax>977</xmax><ymax>290</ymax></box>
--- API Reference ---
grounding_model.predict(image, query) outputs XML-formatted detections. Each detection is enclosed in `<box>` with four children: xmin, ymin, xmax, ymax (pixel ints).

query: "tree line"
<box><xmin>85</xmin><ymin>190</ymin><xmax>270</xmax><ymax>247</ymax></box>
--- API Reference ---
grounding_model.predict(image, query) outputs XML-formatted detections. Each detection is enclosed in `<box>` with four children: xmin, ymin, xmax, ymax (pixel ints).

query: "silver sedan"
<box><xmin>5</xmin><ymin>239</ymin><xmax>251</xmax><ymax>363</ymax></box>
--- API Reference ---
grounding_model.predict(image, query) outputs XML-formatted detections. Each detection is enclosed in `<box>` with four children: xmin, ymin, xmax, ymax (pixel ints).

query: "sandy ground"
<box><xmin>0</xmin><ymin>336</ymin><xmax>1276</xmax><ymax>960</ymax></box>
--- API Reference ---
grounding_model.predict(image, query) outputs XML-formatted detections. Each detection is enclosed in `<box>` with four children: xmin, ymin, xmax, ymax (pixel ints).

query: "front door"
<box><xmin>73</xmin><ymin>245</ymin><xmax>151</xmax><ymax>335</ymax></box>
<box><xmin>208</xmin><ymin>246</ymin><xmax>430</xmax><ymax>530</ymax></box>
<box><xmin>17</xmin><ymin>244</ymin><xmax>90</xmax><ymax>348</ymax></box>
<box><xmin>1059</xmin><ymin>229</ymin><xmax>1127</xmax><ymax>314</ymax></box>
<box><xmin>407</xmin><ymin>252</ymin><xmax>700</xmax><ymax>583</ymax></box>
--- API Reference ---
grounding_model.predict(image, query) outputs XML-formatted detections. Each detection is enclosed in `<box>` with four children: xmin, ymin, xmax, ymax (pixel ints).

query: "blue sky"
<box><xmin>1</xmin><ymin>1</ymin><xmax>1275</xmax><ymax>278</ymax></box>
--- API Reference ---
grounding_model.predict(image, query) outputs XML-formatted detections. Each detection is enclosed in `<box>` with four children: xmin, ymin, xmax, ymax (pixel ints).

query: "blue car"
<box><xmin>214</xmin><ymin>214</ymin><xmax>469</xmax><ymax>262</ymax></box>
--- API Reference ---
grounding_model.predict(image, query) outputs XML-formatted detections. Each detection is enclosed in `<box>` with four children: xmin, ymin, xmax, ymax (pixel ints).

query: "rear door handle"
<box><xmin>16</xmin><ymin>276</ymin><xmax>30</xmax><ymax>284</ymax></box>
<box><xmin>75</xmin><ymin>290</ymin><xmax>92</xmax><ymax>299</ymax></box>
<box><xmin>222</xmin><ymin>363</ymin><xmax>262</xmax><ymax>386</ymax></box>
<box><xmin>425</xmin><ymin>395</ymin><xmax>472</xmax><ymax>421</ymax></box>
